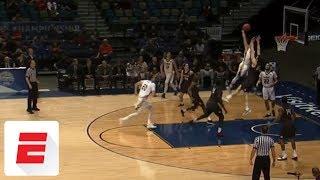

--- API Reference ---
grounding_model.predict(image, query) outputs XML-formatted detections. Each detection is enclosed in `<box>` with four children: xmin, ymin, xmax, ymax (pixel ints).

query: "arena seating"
<box><xmin>0</xmin><ymin>2</ymin><xmax>8</xmax><ymax>21</ymax></box>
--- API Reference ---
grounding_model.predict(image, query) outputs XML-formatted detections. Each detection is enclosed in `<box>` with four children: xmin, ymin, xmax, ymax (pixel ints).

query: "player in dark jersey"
<box><xmin>178</xmin><ymin>63</ymin><xmax>194</xmax><ymax>107</ymax></box>
<box><xmin>189</xmin><ymin>82</ymin><xmax>228</xmax><ymax>137</ymax></box>
<box><xmin>180</xmin><ymin>72</ymin><xmax>206</xmax><ymax>117</ymax></box>
<box><xmin>275</xmin><ymin>97</ymin><xmax>298</xmax><ymax>161</ymax></box>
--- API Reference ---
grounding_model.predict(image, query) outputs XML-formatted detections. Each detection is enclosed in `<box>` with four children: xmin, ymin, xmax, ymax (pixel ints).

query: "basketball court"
<box><xmin>0</xmin><ymin>0</ymin><xmax>320</xmax><ymax>179</ymax></box>
<box><xmin>0</xmin><ymin>80</ymin><xmax>318</xmax><ymax>179</ymax></box>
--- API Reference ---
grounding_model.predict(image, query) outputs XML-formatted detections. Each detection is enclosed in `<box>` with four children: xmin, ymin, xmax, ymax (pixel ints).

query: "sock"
<box><xmin>245</xmin><ymin>94</ymin><xmax>249</xmax><ymax>110</ymax></box>
<box><xmin>147</xmin><ymin>112</ymin><xmax>152</xmax><ymax>125</ymax></box>
<box><xmin>218</xmin><ymin>127</ymin><xmax>222</xmax><ymax>133</ymax></box>
<box><xmin>293</xmin><ymin>150</ymin><xmax>297</xmax><ymax>157</ymax></box>
<box><xmin>282</xmin><ymin>151</ymin><xmax>287</xmax><ymax>157</ymax></box>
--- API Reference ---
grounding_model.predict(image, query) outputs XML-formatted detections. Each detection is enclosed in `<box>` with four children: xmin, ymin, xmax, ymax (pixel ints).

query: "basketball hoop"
<box><xmin>275</xmin><ymin>35</ymin><xmax>297</xmax><ymax>52</ymax></box>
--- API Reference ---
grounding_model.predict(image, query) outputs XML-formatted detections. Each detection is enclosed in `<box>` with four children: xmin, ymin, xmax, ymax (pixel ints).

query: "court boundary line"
<box><xmin>86</xmin><ymin>98</ymin><xmax>311</xmax><ymax>179</ymax></box>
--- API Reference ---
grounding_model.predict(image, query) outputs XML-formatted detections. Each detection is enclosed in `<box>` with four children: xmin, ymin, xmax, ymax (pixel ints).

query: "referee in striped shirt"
<box><xmin>250</xmin><ymin>125</ymin><xmax>276</xmax><ymax>180</ymax></box>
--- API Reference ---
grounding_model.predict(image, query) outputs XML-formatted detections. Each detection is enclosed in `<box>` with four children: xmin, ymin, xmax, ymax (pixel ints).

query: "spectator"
<box><xmin>26</xmin><ymin>47</ymin><xmax>36</xmax><ymax>61</ymax></box>
<box><xmin>200</xmin><ymin>63</ymin><xmax>214</xmax><ymax>88</ymax></box>
<box><xmin>313</xmin><ymin>167</ymin><xmax>320</xmax><ymax>180</ymax></box>
<box><xmin>66</xmin><ymin>58</ymin><xmax>82</xmax><ymax>91</ymax></box>
<box><xmin>12</xmin><ymin>13</ymin><xmax>23</xmax><ymax>21</ymax></box>
<box><xmin>35</xmin><ymin>0</ymin><xmax>47</xmax><ymax>11</ymax></box>
<box><xmin>126</xmin><ymin>61</ymin><xmax>139</xmax><ymax>88</ymax></box>
<box><xmin>175</xmin><ymin>51</ymin><xmax>186</xmax><ymax>69</ymax></box>
<box><xmin>14</xmin><ymin>53</ymin><xmax>28</xmax><ymax>67</ymax></box>
<box><xmin>2</xmin><ymin>56</ymin><xmax>13</xmax><ymax>68</ymax></box>
<box><xmin>148</xmin><ymin>56</ymin><xmax>160</xmax><ymax>72</ymax></box>
<box><xmin>214</xmin><ymin>65</ymin><xmax>228</xmax><ymax>89</ymax></box>
<box><xmin>136</xmin><ymin>56</ymin><xmax>148</xmax><ymax>79</ymax></box>
<box><xmin>95</xmin><ymin>60</ymin><xmax>111</xmax><ymax>90</ymax></box>
<box><xmin>47</xmin><ymin>0</ymin><xmax>59</xmax><ymax>16</ymax></box>
<box><xmin>82</xmin><ymin>58</ymin><xmax>96</xmax><ymax>91</ymax></box>
<box><xmin>110</xmin><ymin>61</ymin><xmax>126</xmax><ymax>88</ymax></box>
<box><xmin>96</xmin><ymin>39</ymin><xmax>113</xmax><ymax>62</ymax></box>
<box><xmin>195</xmin><ymin>39</ymin><xmax>205</xmax><ymax>55</ymax></box>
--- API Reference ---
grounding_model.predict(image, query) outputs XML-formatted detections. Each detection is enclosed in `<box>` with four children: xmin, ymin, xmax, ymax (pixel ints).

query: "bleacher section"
<box><xmin>0</xmin><ymin>2</ymin><xmax>8</xmax><ymax>21</ymax></box>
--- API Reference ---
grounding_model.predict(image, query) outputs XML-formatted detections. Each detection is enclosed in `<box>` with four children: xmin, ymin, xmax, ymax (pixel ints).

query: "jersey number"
<box><xmin>263</xmin><ymin>78</ymin><xmax>270</xmax><ymax>84</ymax></box>
<box><xmin>141</xmin><ymin>84</ymin><xmax>148</xmax><ymax>91</ymax></box>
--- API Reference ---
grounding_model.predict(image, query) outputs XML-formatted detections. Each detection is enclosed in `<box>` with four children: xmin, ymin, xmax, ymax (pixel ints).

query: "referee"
<box><xmin>26</xmin><ymin>60</ymin><xmax>40</xmax><ymax>114</ymax></box>
<box><xmin>250</xmin><ymin>125</ymin><xmax>276</xmax><ymax>180</ymax></box>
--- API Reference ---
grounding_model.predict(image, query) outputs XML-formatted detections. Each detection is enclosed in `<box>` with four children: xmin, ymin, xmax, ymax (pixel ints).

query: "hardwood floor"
<box><xmin>0</xmin><ymin>92</ymin><xmax>317</xmax><ymax>179</ymax></box>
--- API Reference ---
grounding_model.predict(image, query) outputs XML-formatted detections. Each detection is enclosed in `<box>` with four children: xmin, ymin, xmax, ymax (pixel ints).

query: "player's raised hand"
<box><xmin>256</xmin><ymin>35</ymin><xmax>261</xmax><ymax>42</ymax></box>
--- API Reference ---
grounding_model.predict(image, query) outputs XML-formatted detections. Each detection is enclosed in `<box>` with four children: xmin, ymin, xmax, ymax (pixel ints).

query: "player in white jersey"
<box><xmin>256</xmin><ymin>63</ymin><xmax>278</xmax><ymax>117</ymax></box>
<box><xmin>223</xmin><ymin>31</ymin><xmax>261</xmax><ymax>108</ymax></box>
<box><xmin>227</xmin><ymin>30</ymin><xmax>259</xmax><ymax>92</ymax></box>
<box><xmin>119</xmin><ymin>80</ymin><xmax>157</xmax><ymax>129</ymax></box>
<box><xmin>161</xmin><ymin>52</ymin><xmax>178</xmax><ymax>98</ymax></box>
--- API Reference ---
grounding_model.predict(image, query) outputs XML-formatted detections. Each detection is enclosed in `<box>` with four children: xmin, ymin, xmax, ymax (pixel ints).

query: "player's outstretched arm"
<box><xmin>250</xmin><ymin>37</ymin><xmax>257</xmax><ymax>68</ymax></box>
<box><xmin>256</xmin><ymin>36</ymin><xmax>261</xmax><ymax>57</ymax></box>
<box><xmin>256</xmin><ymin>72</ymin><xmax>262</xmax><ymax>87</ymax></box>
<box><xmin>242</xmin><ymin>30</ymin><xmax>249</xmax><ymax>51</ymax></box>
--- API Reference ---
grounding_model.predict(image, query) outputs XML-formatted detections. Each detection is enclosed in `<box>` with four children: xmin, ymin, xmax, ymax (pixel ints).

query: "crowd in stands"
<box><xmin>6</xmin><ymin>0</ymin><xmax>77</xmax><ymax>21</ymax></box>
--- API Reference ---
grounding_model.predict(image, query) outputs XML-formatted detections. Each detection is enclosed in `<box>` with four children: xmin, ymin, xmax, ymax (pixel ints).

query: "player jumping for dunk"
<box><xmin>119</xmin><ymin>80</ymin><xmax>157</xmax><ymax>129</ymax></box>
<box><xmin>189</xmin><ymin>82</ymin><xmax>228</xmax><ymax>136</ymax></box>
<box><xmin>223</xmin><ymin>31</ymin><xmax>260</xmax><ymax>115</ymax></box>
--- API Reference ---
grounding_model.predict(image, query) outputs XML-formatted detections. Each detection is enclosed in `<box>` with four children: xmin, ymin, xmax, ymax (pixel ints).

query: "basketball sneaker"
<box><xmin>277</xmin><ymin>154</ymin><xmax>288</xmax><ymax>161</ymax></box>
<box><xmin>180</xmin><ymin>109</ymin><xmax>185</xmax><ymax>117</ymax></box>
<box><xmin>216</xmin><ymin>131</ymin><xmax>223</xmax><ymax>137</ymax></box>
<box><xmin>119</xmin><ymin>117</ymin><xmax>128</xmax><ymax>125</ymax></box>
<box><xmin>147</xmin><ymin>123</ymin><xmax>157</xmax><ymax>129</ymax></box>
<box><xmin>174</xmin><ymin>90</ymin><xmax>178</xmax><ymax>96</ymax></box>
<box><xmin>161</xmin><ymin>93</ymin><xmax>166</xmax><ymax>98</ymax></box>
<box><xmin>207</xmin><ymin>120</ymin><xmax>214</xmax><ymax>125</ymax></box>
<box><xmin>264</xmin><ymin>113</ymin><xmax>271</xmax><ymax>118</ymax></box>
<box><xmin>242</xmin><ymin>108</ymin><xmax>252</xmax><ymax>116</ymax></box>
<box><xmin>222</xmin><ymin>95</ymin><xmax>231</xmax><ymax>103</ymax></box>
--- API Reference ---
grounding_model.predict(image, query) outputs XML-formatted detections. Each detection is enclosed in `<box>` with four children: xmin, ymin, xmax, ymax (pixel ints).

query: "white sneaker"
<box><xmin>277</xmin><ymin>154</ymin><xmax>288</xmax><ymax>161</ymax></box>
<box><xmin>223</xmin><ymin>95</ymin><xmax>231</xmax><ymax>103</ymax></box>
<box><xmin>119</xmin><ymin>117</ymin><xmax>128</xmax><ymax>125</ymax></box>
<box><xmin>147</xmin><ymin>123</ymin><xmax>157</xmax><ymax>129</ymax></box>
<box><xmin>242</xmin><ymin>108</ymin><xmax>252</xmax><ymax>116</ymax></box>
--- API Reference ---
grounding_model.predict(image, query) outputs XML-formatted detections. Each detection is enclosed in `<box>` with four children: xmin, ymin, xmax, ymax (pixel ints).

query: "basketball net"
<box><xmin>275</xmin><ymin>35</ymin><xmax>296</xmax><ymax>52</ymax></box>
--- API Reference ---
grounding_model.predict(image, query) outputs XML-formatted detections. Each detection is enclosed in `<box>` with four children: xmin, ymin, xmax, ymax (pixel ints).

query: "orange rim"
<box><xmin>275</xmin><ymin>35</ymin><xmax>297</xmax><ymax>41</ymax></box>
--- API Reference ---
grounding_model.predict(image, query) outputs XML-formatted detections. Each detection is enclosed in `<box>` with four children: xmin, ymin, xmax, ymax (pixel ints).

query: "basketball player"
<box><xmin>274</xmin><ymin>97</ymin><xmax>298</xmax><ymax>161</ymax></box>
<box><xmin>180</xmin><ymin>72</ymin><xmax>206</xmax><ymax>117</ymax></box>
<box><xmin>189</xmin><ymin>82</ymin><xmax>227</xmax><ymax>136</ymax></box>
<box><xmin>178</xmin><ymin>63</ymin><xmax>194</xmax><ymax>107</ymax></box>
<box><xmin>256</xmin><ymin>63</ymin><xmax>278</xmax><ymax>117</ymax></box>
<box><xmin>119</xmin><ymin>80</ymin><xmax>157</xmax><ymax>129</ymax></box>
<box><xmin>226</xmin><ymin>30</ymin><xmax>258</xmax><ymax>92</ymax></box>
<box><xmin>223</xmin><ymin>35</ymin><xmax>261</xmax><ymax>115</ymax></box>
<box><xmin>160</xmin><ymin>52</ymin><xmax>178</xmax><ymax>98</ymax></box>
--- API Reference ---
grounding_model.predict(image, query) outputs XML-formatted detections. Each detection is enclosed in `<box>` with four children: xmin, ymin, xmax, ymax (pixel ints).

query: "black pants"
<box><xmin>27</xmin><ymin>82</ymin><xmax>38</xmax><ymax>110</ymax></box>
<box><xmin>196</xmin><ymin>104</ymin><xmax>224</xmax><ymax>128</ymax></box>
<box><xmin>317</xmin><ymin>80</ymin><xmax>320</xmax><ymax>106</ymax></box>
<box><xmin>252</xmin><ymin>156</ymin><xmax>270</xmax><ymax>180</ymax></box>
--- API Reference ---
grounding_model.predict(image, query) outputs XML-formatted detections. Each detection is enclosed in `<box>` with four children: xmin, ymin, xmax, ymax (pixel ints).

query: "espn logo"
<box><xmin>4</xmin><ymin>121</ymin><xmax>59</xmax><ymax>176</ymax></box>
<box><xmin>16</xmin><ymin>132</ymin><xmax>47</xmax><ymax>164</ymax></box>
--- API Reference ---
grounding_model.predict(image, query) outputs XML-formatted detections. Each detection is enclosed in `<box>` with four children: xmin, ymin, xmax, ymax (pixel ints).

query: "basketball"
<box><xmin>242</xmin><ymin>23</ymin><xmax>251</xmax><ymax>32</ymax></box>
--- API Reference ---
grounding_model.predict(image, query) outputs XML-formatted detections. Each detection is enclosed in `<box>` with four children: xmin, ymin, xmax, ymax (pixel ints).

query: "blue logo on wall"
<box><xmin>0</xmin><ymin>71</ymin><xmax>15</xmax><ymax>86</ymax></box>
